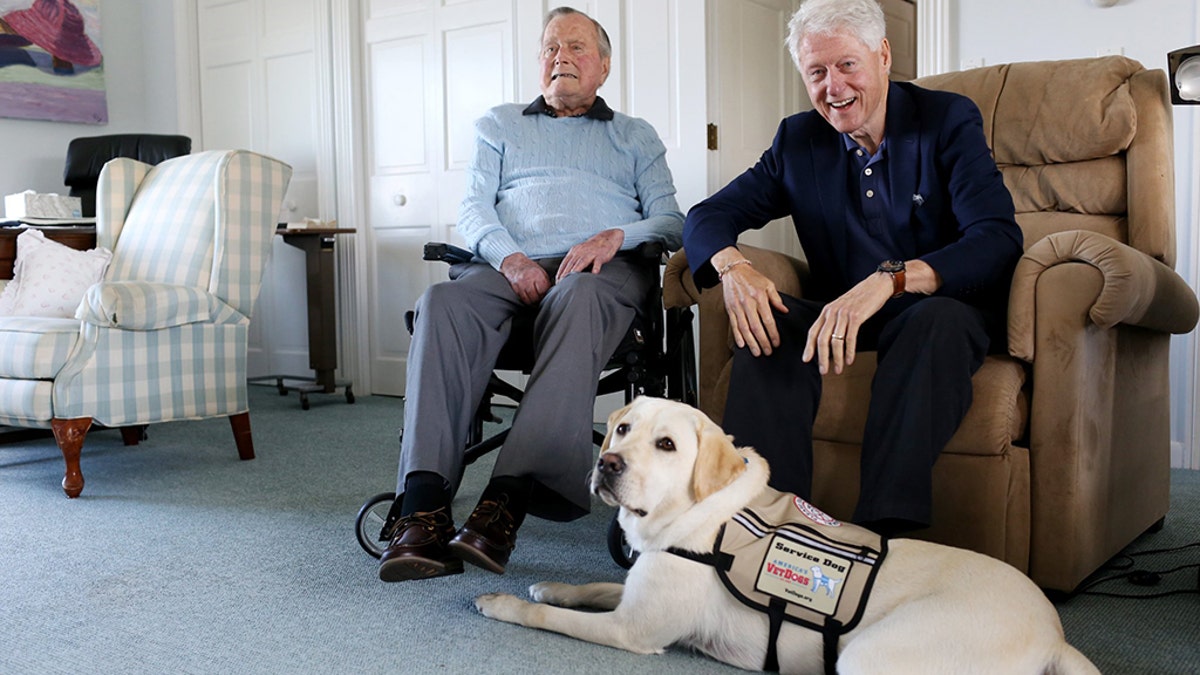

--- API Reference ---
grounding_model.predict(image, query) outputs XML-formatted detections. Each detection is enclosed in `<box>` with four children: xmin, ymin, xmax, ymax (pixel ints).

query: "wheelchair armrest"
<box><xmin>423</xmin><ymin>241</ymin><xmax>666</xmax><ymax>266</ymax></box>
<box><xmin>633</xmin><ymin>241</ymin><xmax>666</xmax><ymax>261</ymax></box>
<box><xmin>423</xmin><ymin>242</ymin><xmax>475</xmax><ymax>265</ymax></box>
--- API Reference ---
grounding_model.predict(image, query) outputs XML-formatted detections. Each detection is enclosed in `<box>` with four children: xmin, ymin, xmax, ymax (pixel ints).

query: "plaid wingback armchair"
<box><xmin>0</xmin><ymin>150</ymin><xmax>292</xmax><ymax>497</ymax></box>
<box><xmin>664</xmin><ymin>56</ymin><xmax>1199</xmax><ymax>592</ymax></box>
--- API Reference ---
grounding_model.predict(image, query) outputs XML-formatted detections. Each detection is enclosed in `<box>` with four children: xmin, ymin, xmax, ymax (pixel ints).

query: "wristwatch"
<box><xmin>877</xmin><ymin>259</ymin><xmax>906</xmax><ymax>298</ymax></box>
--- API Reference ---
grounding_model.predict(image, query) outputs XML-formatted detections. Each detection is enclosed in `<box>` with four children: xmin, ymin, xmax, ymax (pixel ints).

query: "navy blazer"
<box><xmin>684</xmin><ymin>81</ymin><xmax>1023</xmax><ymax>312</ymax></box>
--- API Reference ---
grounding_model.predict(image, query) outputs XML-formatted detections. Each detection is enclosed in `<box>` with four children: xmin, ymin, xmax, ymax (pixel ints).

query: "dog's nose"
<box><xmin>597</xmin><ymin>452</ymin><xmax>626</xmax><ymax>475</ymax></box>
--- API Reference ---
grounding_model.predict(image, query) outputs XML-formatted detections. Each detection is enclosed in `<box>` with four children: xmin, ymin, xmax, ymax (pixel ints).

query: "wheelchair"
<box><xmin>355</xmin><ymin>241</ymin><xmax>697</xmax><ymax>569</ymax></box>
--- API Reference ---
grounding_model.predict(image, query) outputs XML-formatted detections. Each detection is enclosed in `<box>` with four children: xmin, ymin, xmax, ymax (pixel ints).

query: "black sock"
<box><xmin>400</xmin><ymin>471</ymin><xmax>451</xmax><ymax>517</ymax></box>
<box><xmin>481</xmin><ymin>475</ymin><xmax>533</xmax><ymax>529</ymax></box>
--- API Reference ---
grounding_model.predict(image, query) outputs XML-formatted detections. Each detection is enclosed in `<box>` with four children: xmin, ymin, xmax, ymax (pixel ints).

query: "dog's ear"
<box><xmin>691</xmin><ymin>418</ymin><xmax>746</xmax><ymax>502</ymax></box>
<box><xmin>601</xmin><ymin>402</ymin><xmax>634</xmax><ymax>452</ymax></box>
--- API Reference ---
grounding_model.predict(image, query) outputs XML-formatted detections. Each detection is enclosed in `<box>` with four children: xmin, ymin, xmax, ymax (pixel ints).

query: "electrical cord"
<box><xmin>1075</xmin><ymin>541</ymin><xmax>1200</xmax><ymax>599</ymax></box>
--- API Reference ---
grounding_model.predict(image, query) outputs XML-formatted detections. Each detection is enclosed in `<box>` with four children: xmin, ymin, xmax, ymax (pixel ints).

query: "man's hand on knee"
<box><xmin>556</xmin><ymin>229</ymin><xmax>625</xmax><ymax>281</ymax></box>
<box><xmin>502</xmin><ymin>252</ymin><xmax>552</xmax><ymax>304</ymax></box>
<box><xmin>719</xmin><ymin>261</ymin><xmax>786</xmax><ymax>357</ymax></box>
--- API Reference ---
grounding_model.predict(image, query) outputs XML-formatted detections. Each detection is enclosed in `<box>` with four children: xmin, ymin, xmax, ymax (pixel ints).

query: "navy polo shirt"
<box><xmin>842</xmin><ymin>133</ymin><xmax>900</xmax><ymax>284</ymax></box>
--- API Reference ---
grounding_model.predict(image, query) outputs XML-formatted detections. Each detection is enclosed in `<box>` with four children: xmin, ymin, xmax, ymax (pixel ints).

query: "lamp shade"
<box><xmin>1168</xmin><ymin>45</ymin><xmax>1200</xmax><ymax>105</ymax></box>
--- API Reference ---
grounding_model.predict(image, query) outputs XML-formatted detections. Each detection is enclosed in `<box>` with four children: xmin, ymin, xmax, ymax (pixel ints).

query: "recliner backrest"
<box><xmin>913</xmin><ymin>56</ymin><xmax>1174</xmax><ymax>267</ymax></box>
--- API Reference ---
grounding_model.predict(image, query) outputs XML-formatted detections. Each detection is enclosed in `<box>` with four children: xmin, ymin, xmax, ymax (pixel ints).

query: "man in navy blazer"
<box><xmin>683</xmin><ymin>0</ymin><xmax>1023</xmax><ymax>536</ymax></box>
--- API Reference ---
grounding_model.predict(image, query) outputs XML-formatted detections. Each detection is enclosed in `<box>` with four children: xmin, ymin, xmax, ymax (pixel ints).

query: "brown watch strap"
<box><xmin>889</xmin><ymin>268</ymin><xmax>905</xmax><ymax>297</ymax></box>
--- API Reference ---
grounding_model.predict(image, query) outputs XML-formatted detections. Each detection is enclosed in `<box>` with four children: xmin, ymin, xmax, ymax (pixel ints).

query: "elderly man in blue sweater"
<box><xmin>379</xmin><ymin>6</ymin><xmax>684</xmax><ymax>582</ymax></box>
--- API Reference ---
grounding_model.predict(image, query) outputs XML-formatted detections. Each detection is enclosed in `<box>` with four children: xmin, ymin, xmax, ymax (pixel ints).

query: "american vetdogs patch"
<box><xmin>755</xmin><ymin>534</ymin><xmax>856</xmax><ymax>616</ymax></box>
<box><xmin>719</xmin><ymin>491</ymin><xmax>885</xmax><ymax>629</ymax></box>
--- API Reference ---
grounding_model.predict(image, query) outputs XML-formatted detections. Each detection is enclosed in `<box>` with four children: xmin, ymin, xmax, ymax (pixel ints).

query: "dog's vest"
<box><xmin>669</xmin><ymin>488</ymin><xmax>887</xmax><ymax>674</ymax></box>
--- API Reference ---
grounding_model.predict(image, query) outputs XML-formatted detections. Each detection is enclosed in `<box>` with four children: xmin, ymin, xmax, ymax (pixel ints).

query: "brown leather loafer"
<box><xmin>448</xmin><ymin>498</ymin><xmax>518</xmax><ymax>574</ymax></box>
<box><xmin>378</xmin><ymin>509</ymin><xmax>463</xmax><ymax>582</ymax></box>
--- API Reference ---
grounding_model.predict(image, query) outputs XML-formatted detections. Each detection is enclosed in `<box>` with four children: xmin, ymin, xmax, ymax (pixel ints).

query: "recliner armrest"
<box><xmin>664</xmin><ymin>244</ymin><xmax>809</xmax><ymax>309</ymax></box>
<box><xmin>664</xmin><ymin>245</ymin><xmax>809</xmax><ymax>421</ymax></box>
<box><xmin>1008</xmin><ymin>230</ymin><xmax>1200</xmax><ymax>361</ymax></box>
<box><xmin>76</xmin><ymin>281</ymin><xmax>244</xmax><ymax>330</ymax></box>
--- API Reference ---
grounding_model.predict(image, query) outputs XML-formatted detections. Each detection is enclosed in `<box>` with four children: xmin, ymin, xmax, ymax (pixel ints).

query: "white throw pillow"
<box><xmin>0</xmin><ymin>229</ymin><xmax>112</xmax><ymax>319</ymax></box>
<box><xmin>0</xmin><ymin>279</ymin><xmax>15</xmax><ymax>315</ymax></box>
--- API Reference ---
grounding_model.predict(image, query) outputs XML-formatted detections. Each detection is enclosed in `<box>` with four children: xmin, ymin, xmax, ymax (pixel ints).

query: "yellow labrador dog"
<box><xmin>475</xmin><ymin>398</ymin><xmax>1099</xmax><ymax>675</ymax></box>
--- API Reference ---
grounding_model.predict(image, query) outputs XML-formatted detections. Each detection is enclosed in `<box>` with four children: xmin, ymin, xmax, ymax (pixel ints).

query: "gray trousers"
<box><xmin>397</xmin><ymin>255</ymin><xmax>656</xmax><ymax>521</ymax></box>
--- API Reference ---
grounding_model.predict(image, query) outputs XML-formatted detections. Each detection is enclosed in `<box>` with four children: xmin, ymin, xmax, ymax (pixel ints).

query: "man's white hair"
<box><xmin>544</xmin><ymin>6</ymin><xmax>612</xmax><ymax>59</ymax></box>
<box><xmin>785</xmin><ymin>0</ymin><xmax>887</xmax><ymax>72</ymax></box>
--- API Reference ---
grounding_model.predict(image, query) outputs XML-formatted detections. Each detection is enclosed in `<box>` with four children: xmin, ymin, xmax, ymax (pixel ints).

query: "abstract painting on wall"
<box><xmin>0</xmin><ymin>0</ymin><xmax>107</xmax><ymax>124</ymax></box>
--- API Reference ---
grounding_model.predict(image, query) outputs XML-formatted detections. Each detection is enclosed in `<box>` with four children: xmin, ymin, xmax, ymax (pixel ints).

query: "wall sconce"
<box><xmin>1168</xmin><ymin>45</ymin><xmax>1200</xmax><ymax>104</ymax></box>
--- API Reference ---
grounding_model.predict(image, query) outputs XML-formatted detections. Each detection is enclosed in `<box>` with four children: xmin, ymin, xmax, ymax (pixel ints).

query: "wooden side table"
<box><xmin>250</xmin><ymin>227</ymin><xmax>357</xmax><ymax>410</ymax></box>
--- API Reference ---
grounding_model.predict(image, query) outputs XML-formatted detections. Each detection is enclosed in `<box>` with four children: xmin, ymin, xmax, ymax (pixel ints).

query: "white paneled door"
<box><xmin>708</xmin><ymin>0</ymin><xmax>804</xmax><ymax>260</ymax></box>
<box><xmin>191</xmin><ymin>0</ymin><xmax>336</xmax><ymax>380</ymax></box>
<box><xmin>361</xmin><ymin>0</ymin><xmax>514</xmax><ymax>395</ymax></box>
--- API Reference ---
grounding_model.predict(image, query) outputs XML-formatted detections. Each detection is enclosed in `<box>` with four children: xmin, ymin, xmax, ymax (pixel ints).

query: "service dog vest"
<box><xmin>668</xmin><ymin>488</ymin><xmax>887</xmax><ymax>674</ymax></box>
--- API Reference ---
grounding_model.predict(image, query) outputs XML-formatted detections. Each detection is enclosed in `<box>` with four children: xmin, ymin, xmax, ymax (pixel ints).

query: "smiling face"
<box><xmin>798</xmin><ymin>30</ymin><xmax>891</xmax><ymax>154</ymax></box>
<box><xmin>539</xmin><ymin>12</ymin><xmax>611</xmax><ymax>116</ymax></box>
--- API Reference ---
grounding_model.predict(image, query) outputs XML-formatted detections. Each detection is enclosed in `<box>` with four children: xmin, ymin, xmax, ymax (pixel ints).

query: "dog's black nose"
<box><xmin>598</xmin><ymin>453</ymin><xmax>625</xmax><ymax>475</ymax></box>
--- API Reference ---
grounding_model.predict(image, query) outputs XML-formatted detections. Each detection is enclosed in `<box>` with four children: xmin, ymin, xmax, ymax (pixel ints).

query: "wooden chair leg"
<box><xmin>51</xmin><ymin>417</ymin><xmax>93</xmax><ymax>498</ymax></box>
<box><xmin>229</xmin><ymin>412</ymin><xmax>255</xmax><ymax>460</ymax></box>
<box><xmin>119</xmin><ymin>425</ymin><xmax>148</xmax><ymax>446</ymax></box>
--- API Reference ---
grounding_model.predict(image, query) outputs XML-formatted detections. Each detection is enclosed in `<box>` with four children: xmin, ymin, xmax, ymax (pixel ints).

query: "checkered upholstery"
<box><xmin>0</xmin><ymin>150</ymin><xmax>291</xmax><ymax>429</ymax></box>
<box><xmin>0</xmin><ymin>317</ymin><xmax>80</xmax><ymax>426</ymax></box>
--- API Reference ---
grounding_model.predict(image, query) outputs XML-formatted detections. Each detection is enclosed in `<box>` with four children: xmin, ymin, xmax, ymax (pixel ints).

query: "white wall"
<box><xmin>0</xmin><ymin>0</ymin><xmax>180</xmax><ymax>202</ymax></box>
<box><xmin>953</xmin><ymin>0</ymin><xmax>1200</xmax><ymax>467</ymax></box>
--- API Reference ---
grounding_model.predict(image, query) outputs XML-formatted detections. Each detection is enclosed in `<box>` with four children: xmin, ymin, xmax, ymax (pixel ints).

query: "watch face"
<box><xmin>878</xmin><ymin>259</ymin><xmax>905</xmax><ymax>273</ymax></box>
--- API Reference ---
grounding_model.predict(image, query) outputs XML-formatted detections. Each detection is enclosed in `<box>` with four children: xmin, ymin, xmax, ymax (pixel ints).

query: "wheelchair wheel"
<box><xmin>607</xmin><ymin>513</ymin><xmax>639</xmax><ymax>569</ymax></box>
<box><xmin>355</xmin><ymin>492</ymin><xmax>397</xmax><ymax>559</ymax></box>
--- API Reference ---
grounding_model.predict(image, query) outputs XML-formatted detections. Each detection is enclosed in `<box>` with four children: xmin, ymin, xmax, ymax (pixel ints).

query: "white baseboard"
<box><xmin>1171</xmin><ymin>440</ymin><xmax>1200</xmax><ymax>470</ymax></box>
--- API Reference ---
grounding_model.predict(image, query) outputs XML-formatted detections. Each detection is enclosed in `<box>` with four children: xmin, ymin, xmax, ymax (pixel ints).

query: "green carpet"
<box><xmin>0</xmin><ymin>388</ymin><xmax>1196</xmax><ymax>674</ymax></box>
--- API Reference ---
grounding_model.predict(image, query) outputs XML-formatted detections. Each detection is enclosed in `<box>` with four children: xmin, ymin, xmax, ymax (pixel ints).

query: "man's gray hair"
<box><xmin>545</xmin><ymin>6</ymin><xmax>612</xmax><ymax>59</ymax></box>
<box><xmin>785</xmin><ymin>0</ymin><xmax>886</xmax><ymax>71</ymax></box>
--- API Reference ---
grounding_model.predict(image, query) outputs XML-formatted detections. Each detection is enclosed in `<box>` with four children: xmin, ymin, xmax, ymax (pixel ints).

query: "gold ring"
<box><xmin>832</xmin><ymin>334</ymin><xmax>844</xmax><ymax>340</ymax></box>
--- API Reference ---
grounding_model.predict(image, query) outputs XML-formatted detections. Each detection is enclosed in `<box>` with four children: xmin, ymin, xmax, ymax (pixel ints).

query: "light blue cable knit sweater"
<box><xmin>458</xmin><ymin>101</ymin><xmax>685</xmax><ymax>269</ymax></box>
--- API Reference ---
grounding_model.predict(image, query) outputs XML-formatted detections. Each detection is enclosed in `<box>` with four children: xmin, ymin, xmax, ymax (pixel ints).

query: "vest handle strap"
<box><xmin>823</xmin><ymin>618</ymin><xmax>844</xmax><ymax>675</ymax></box>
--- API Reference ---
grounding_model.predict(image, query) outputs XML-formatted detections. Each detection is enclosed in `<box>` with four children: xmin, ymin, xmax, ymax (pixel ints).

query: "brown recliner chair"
<box><xmin>664</xmin><ymin>56</ymin><xmax>1199</xmax><ymax>592</ymax></box>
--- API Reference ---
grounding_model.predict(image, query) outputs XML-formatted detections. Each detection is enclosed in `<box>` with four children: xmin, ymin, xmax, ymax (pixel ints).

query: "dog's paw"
<box><xmin>474</xmin><ymin>593</ymin><xmax>527</xmax><ymax>622</ymax></box>
<box><xmin>529</xmin><ymin>581</ymin><xmax>575</xmax><ymax>606</ymax></box>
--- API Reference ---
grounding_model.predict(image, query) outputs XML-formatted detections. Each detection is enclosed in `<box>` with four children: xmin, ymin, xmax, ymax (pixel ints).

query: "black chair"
<box><xmin>63</xmin><ymin>134</ymin><xmax>192</xmax><ymax>217</ymax></box>
<box><xmin>355</xmin><ymin>241</ymin><xmax>697</xmax><ymax>566</ymax></box>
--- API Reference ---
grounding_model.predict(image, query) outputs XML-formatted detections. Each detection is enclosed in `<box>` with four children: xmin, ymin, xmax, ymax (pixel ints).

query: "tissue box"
<box><xmin>5</xmin><ymin>191</ymin><xmax>83</xmax><ymax>219</ymax></box>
